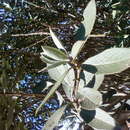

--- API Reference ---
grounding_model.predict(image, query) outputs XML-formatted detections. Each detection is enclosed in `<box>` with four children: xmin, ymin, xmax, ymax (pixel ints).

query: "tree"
<box><xmin>0</xmin><ymin>0</ymin><xmax>130</xmax><ymax>129</ymax></box>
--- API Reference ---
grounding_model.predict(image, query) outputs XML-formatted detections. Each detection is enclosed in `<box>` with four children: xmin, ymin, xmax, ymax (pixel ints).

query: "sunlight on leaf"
<box><xmin>75</xmin><ymin>0</ymin><xmax>96</xmax><ymax>41</ymax></box>
<box><xmin>71</xmin><ymin>0</ymin><xmax>96</xmax><ymax>59</ymax></box>
<box><xmin>83</xmin><ymin>48</ymin><xmax>130</xmax><ymax>74</ymax></box>
<box><xmin>48</xmin><ymin>64</ymin><xmax>75</xmax><ymax>100</ymax></box>
<box><xmin>88</xmin><ymin>108</ymin><xmax>116</xmax><ymax>130</ymax></box>
<box><xmin>71</xmin><ymin>40</ymin><xmax>88</xmax><ymax>59</ymax></box>
<box><xmin>49</xmin><ymin>27</ymin><xmax>67</xmax><ymax>54</ymax></box>
<box><xmin>77</xmin><ymin>88</ymin><xmax>102</xmax><ymax>110</ymax></box>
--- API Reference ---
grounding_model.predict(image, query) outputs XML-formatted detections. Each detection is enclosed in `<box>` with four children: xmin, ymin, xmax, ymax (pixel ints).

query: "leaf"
<box><xmin>48</xmin><ymin>64</ymin><xmax>75</xmax><ymax>100</ymax></box>
<box><xmin>43</xmin><ymin>105</ymin><xmax>67</xmax><ymax>130</ymax></box>
<box><xmin>75</xmin><ymin>0</ymin><xmax>96</xmax><ymax>40</ymax></box>
<box><xmin>49</xmin><ymin>27</ymin><xmax>67</xmax><ymax>53</ymax></box>
<box><xmin>79</xmin><ymin>70</ymin><xmax>104</xmax><ymax>90</ymax></box>
<box><xmin>41</xmin><ymin>46</ymin><xmax>68</xmax><ymax>61</ymax></box>
<box><xmin>72</xmin><ymin>0</ymin><xmax>96</xmax><ymax>58</ymax></box>
<box><xmin>93</xmin><ymin>74</ymin><xmax>104</xmax><ymax>90</ymax></box>
<box><xmin>40</xmin><ymin>54</ymin><xmax>57</xmax><ymax>64</ymax></box>
<box><xmin>80</xmin><ymin>109</ymin><xmax>96</xmax><ymax>123</ymax></box>
<box><xmin>88</xmin><ymin>108</ymin><xmax>116</xmax><ymax>130</ymax></box>
<box><xmin>56</xmin><ymin>91</ymin><xmax>64</xmax><ymax>106</ymax></box>
<box><xmin>83</xmin><ymin>48</ymin><xmax>130</xmax><ymax>75</ymax></box>
<box><xmin>39</xmin><ymin>61</ymin><xmax>67</xmax><ymax>73</ymax></box>
<box><xmin>71</xmin><ymin>40</ymin><xmax>88</xmax><ymax>59</ymax></box>
<box><xmin>77</xmin><ymin>88</ymin><xmax>102</xmax><ymax>110</ymax></box>
<box><xmin>35</xmin><ymin>69</ymin><xmax>69</xmax><ymax>115</ymax></box>
<box><xmin>83</xmin><ymin>0</ymin><xmax>96</xmax><ymax>37</ymax></box>
<box><xmin>42</xmin><ymin>81</ymin><xmax>53</xmax><ymax>92</ymax></box>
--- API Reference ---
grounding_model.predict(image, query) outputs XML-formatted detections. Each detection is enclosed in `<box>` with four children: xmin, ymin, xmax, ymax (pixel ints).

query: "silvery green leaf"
<box><xmin>40</xmin><ymin>54</ymin><xmax>56</xmax><ymax>64</ymax></box>
<box><xmin>79</xmin><ymin>70</ymin><xmax>104</xmax><ymax>90</ymax></box>
<box><xmin>75</xmin><ymin>0</ymin><xmax>96</xmax><ymax>41</ymax></box>
<box><xmin>62</xmin><ymin>66</ymin><xmax>75</xmax><ymax>99</ymax></box>
<box><xmin>88</xmin><ymin>108</ymin><xmax>116</xmax><ymax>130</ymax></box>
<box><xmin>42</xmin><ymin>81</ymin><xmax>53</xmax><ymax>92</ymax></box>
<box><xmin>72</xmin><ymin>0</ymin><xmax>96</xmax><ymax>58</ymax></box>
<box><xmin>93</xmin><ymin>74</ymin><xmax>104</xmax><ymax>90</ymax></box>
<box><xmin>126</xmin><ymin>99</ymin><xmax>130</xmax><ymax>105</ymax></box>
<box><xmin>43</xmin><ymin>105</ymin><xmax>67</xmax><ymax>130</ymax></box>
<box><xmin>56</xmin><ymin>91</ymin><xmax>64</xmax><ymax>106</ymax></box>
<box><xmin>49</xmin><ymin>27</ymin><xmax>67</xmax><ymax>53</ymax></box>
<box><xmin>48</xmin><ymin>64</ymin><xmax>75</xmax><ymax>100</ymax></box>
<box><xmin>39</xmin><ymin>61</ymin><xmax>67</xmax><ymax>73</ymax></box>
<box><xmin>41</xmin><ymin>46</ymin><xmax>69</xmax><ymax>61</ymax></box>
<box><xmin>83</xmin><ymin>0</ymin><xmax>96</xmax><ymax>37</ymax></box>
<box><xmin>71</xmin><ymin>40</ymin><xmax>88</xmax><ymax>59</ymax></box>
<box><xmin>83</xmin><ymin>48</ymin><xmax>130</xmax><ymax>75</ymax></box>
<box><xmin>35</xmin><ymin>70</ymin><xmax>69</xmax><ymax>115</ymax></box>
<box><xmin>77</xmin><ymin>88</ymin><xmax>102</xmax><ymax>110</ymax></box>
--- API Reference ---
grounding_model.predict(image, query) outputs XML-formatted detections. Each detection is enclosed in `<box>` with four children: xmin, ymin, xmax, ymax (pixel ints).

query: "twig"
<box><xmin>89</xmin><ymin>34</ymin><xmax>106</xmax><ymax>37</ymax></box>
<box><xmin>11</xmin><ymin>32</ymin><xmax>50</xmax><ymax>37</ymax></box>
<box><xmin>0</xmin><ymin>26</ymin><xmax>117</xmax><ymax>38</ymax></box>
<box><xmin>11</xmin><ymin>33</ymin><xmax>106</xmax><ymax>38</ymax></box>
<box><xmin>24</xmin><ymin>36</ymin><xmax>50</xmax><ymax>49</ymax></box>
<box><xmin>0</xmin><ymin>93</ymin><xmax>46</xmax><ymax>98</ymax></box>
<box><xmin>24</xmin><ymin>1</ymin><xmax>45</xmax><ymax>9</ymax></box>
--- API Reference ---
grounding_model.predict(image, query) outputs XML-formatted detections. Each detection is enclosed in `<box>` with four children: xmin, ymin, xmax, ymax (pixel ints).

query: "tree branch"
<box><xmin>11</xmin><ymin>32</ymin><xmax>50</xmax><ymax>37</ymax></box>
<box><xmin>0</xmin><ymin>93</ymin><xmax>46</xmax><ymax>99</ymax></box>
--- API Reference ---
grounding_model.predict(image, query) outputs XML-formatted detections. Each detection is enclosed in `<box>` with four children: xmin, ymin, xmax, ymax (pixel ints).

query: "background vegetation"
<box><xmin>0</xmin><ymin>0</ymin><xmax>130</xmax><ymax>129</ymax></box>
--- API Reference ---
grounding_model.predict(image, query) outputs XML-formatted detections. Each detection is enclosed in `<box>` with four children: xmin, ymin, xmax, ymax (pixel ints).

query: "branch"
<box><xmin>0</xmin><ymin>93</ymin><xmax>46</xmax><ymax>98</ymax></box>
<box><xmin>24</xmin><ymin>36</ymin><xmax>49</xmax><ymax>49</ymax></box>
<box><xmin>11</xmin><ymin>32</ymin><xmax>50</xmax><ymax>37</ymax></box>
<box><xmin>10</xmin><ymin>32</ymin><xmax>107</xmax><ymax>38</ymax></box>
<box><xmin>89</xmin><ymin>34</ymin><xmax>106</xmax><ymax>37</ymax></box>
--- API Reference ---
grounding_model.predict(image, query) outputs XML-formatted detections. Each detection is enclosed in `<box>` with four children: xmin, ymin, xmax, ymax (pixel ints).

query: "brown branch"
<box><xmin>0</xmin><ymin>93</ymin><xmax>46</xmax><ymax>98</ymax></box>
<box><xmin>24</xmin><ymin>36</ymin><xmax>49</xmax><ymax>49</ymax></box>
<box><xmin>0</xmin><ymin>92</ymin><xmax>68</xmax><ymax>101</ymax></box>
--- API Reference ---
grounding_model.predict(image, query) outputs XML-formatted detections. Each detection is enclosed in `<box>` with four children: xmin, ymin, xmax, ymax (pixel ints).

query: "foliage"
<box><xmin>0</xmin><ymin>0</ymin><xmax>130</xmax><ymax>129</ymax></box>
<box><xmin>38</xmin><ymin>0</ymin><xmax>130</xmax><ymax>129</ymax></box>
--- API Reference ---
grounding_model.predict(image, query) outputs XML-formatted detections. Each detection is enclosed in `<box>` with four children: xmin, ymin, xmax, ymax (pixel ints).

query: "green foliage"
<box><xmin>39</xmin><ymin>0</ymin><xmax>130</xmax><ymax>129</ymax></box>
<box><xmin>0</xmin><ymin>0</ymin><xmax>130</xmax><ymax>129</ymax></box>
<box><xmin>0</xmin><ymin>59</ymin><xmax>26</xmax><ymax>130</ymax></box>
